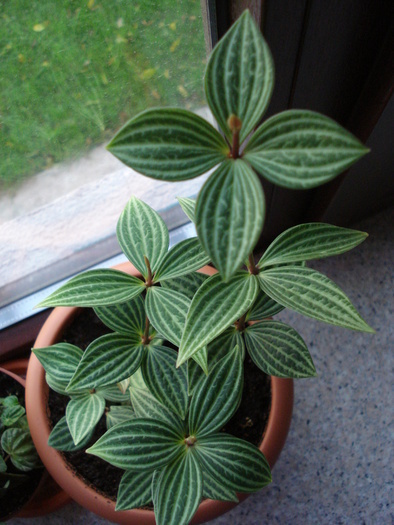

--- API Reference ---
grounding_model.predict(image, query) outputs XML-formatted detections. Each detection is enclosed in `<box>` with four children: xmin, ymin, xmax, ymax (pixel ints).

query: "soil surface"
<box><xmin>47</xmin><ymin>308</ymin><xmax>271</xmax><ymax>502</ymax></box>
<box><xmin>0</xmin><ymin>372</ymin><xmax>43</xmax><ymax>520</ymax></box>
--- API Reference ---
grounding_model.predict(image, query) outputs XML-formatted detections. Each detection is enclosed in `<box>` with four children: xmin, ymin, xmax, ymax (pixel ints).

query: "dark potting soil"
<box><xmin>0</xmin><ymin>372</ymin><xmax>43</xmax><ymax>520</ymax></box>
<box><xmin>47</xmin><ymin>308</ymin><xmax>271</xmax><ymax>502</ymax></box>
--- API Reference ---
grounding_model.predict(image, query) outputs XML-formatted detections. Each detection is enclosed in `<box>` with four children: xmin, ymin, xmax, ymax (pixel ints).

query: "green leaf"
<box><xmin>196</xmin><ymin>159</ymin><xmax>265</xmax><ymax>281</ymax></box>
<box><xmin>202</xmin><ymin>470</ymin><xmax>238</xmax><ymax>502</ymax></box>
<box><xmin>246</xmin><ymin>290</ymin><xmax>284</xmax><ymax>321</ymax></box>
<box><xmin>48</xmin><ymin>416</ymin><xmax>94</xmax><ymax>451</ymax></box>
<box><xmin>177</xmin><ymin>197</ymin><xmax>196</xmax><ymax>223</ymax></box>
<box><xmin>87</xmin><ymin>418</ymin><xmax>183</xmax><ymax>470</ymax></box>
<box><xmin>1</xmin><ymin>429</ymin><xmax>41</xmax><ymax>471</ymax></box>
<box><xmin>107</xmin><ymin>108</ymin><xmax>229</xmax><ymax>181</ymax></box>
<box><xmin>106</xmin><ymin>405</ymin><xmax>135</xmax><ymax>429</ymax></box>
<box><xmin>195</xmin><ymin>433</ymin><xmax>271</xmax><ymax>493</ymax></box>
<box><xmin>32</xmin><ymin>343</ymin><xmax>83</xmax><ymax>383</ymax></box>
<box><xmin>190</xmin><ymin>346</ymin><xmax>209</xmax><ymax>376</ymax></box>
<box><xmin>204</xmin><ymin>10</ymin><xmax>274</xmax><ymax>144</ymax></box>
<box><xmin>67</xmin><ymin>334</ymin><xmax>145</xmax><ymax>391</ymax></box>
<box><xmin>154</xmin><ymin>238</ymin><xmax>210</xmax><ymax>282</ymax></box>
<box><xmin>244</xmin><ymin>110</ymin><xmax>369</xmax><ymax>189</ymax></box>
<box><xmin>145</xmin><ymin>287</ymin><xmax>189</xmax><ymax>346</ymax></box>
<box><xmin>0</xmin><ymin>456</ymin><xmax>6</xmax><ymax>473</ymax></box>
<box><xmin>94</xmin><ymin>294</ymin><xmax>146</xmax><ymax>336</ymax></box>
<box><xmin>151</xmin><ymin>470</ymin><xmax>161</xmax><ymax>508</ymax></box>
<box><xmin>46</xmin><ymin>373</ymin><xmax>80</xmax><ymax>396</ymax></box>
<box><xmin>189</xmin><ymin>347</ymin><xmax>243</xmax><ymax>437</ymax></box>
<box><xmin>130</xmin><ymin>386</ymin><xmax>184</xmax><ymax>435</ymax></box>
<box><xmin>258</xmin><ymin>266</ymin><xmax>374</xmax><ymax>333</ymax></box>
<box><xmin>37</xmin><ymin>269</ymin><xmax>144</xmax><ymax>307</ymax></box>
<box><xmin>187</xmin><ymin>328</ymin><xmax>245</xmax><ymax>394</ymax></box>
<box><xmin>116</xmin><ymin>470</ymin><xmax>154</xmax><ymax>511</ymax></box>
<box><xmin>1</xmin><ymin>405</ymin><xmax>25</xmax><ymax>427</ymax></box>
<box><xmin>97</xmin><ymin>384</ymin><xmax>131</xmax><ymax>403</ymax></box>
<box><xmin>117</xmin><ymin>196</ymin><xmax>169</xmax><ymax>278</ymax></box>
<box><xmin>156</xmin><ymin>451</ymin><xmax>203</xmax><ymax>525</ymax></box>
<box><xmin>244</xmin><ymin>320</ymin><xmax>316</xmax><ymax>378</ymax></box>
<box><xmin>66</xmin><ymin>393</ymin><xmax>105</xmax><ymax>446</ymax></box>
<box><xmin>160</xmin><ymin>271</ymin><xmax>208</xmax><ymax>300</ymax></box>
<box><xmin>178</xmin><ymin>272</ymin><xmax>258</xmax><ymax>366</ymax></box>
<box><xmin>0</xmin><ymin>396</ymin><xmax>19</xmax><ymax>408</ymax></box>
<box><xmin>259</xmin><ymin>223</ymin><xmax>368</xmax><ymax>267</ymax></box>
<box><xmin>142</xmin><ymin>346</ymin><xmax>188</xmax><ymax>419</ymax></box>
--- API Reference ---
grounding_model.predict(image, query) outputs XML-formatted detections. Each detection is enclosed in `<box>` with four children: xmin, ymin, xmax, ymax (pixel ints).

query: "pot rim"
<box><xmin>26</xmin><ymin>263</ymin><xmax>293</xmax><ymax>524</ymax></box>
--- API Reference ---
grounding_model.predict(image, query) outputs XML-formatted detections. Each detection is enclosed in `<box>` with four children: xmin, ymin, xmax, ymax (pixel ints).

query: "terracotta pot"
<box><xmin>0</xmin><ymin>359</ymin><xmax>71</xmax><ymax>518</ymax></box>
<box><xmin>26</xmin><ymin>262</ymin><xmax>293</xmax><ymax>524</ymax></box>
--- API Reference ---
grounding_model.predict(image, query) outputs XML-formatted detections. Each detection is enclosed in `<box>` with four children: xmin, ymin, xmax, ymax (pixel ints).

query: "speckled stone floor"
<box><xmin>8</xmin><ymin>207</ymin><xmax>393</xmax><ymax>525</ymax></box>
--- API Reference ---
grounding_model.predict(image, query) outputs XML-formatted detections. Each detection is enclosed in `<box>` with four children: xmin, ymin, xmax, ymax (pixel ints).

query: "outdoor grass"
<box><xmin>0</xmin><ymin>0</ymin><xmax>206</xmax><ymax>188</ymax></box>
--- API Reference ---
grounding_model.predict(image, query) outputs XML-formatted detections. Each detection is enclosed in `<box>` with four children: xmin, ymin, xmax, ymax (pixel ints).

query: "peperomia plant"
<box><xmin>32</xmin><ymin>10</ymin><xmax>374</xmax><ymax>525</ymax></box>
<box><xmin>0</xmin><ymin>394</ymin><xmax>42</xmax><ymax>498</ymax></box>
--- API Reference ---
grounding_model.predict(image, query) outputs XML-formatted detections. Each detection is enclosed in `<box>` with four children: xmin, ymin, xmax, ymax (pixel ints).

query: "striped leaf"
<box><xmin>142</xmin><ymin>346</ymin><xmax>188</xmax><ymax>419</ymax></box>
<box><xmin>1</xmin><ymin>405</ymin><xmax>25</xmax><ymax>427</ymax></box>
<box><xmin>177</xmin><ymin>197</ymin><xmax>196</xmax><ymax>223</ymax></box>
<box><xmin>244</xmin><ymin>110</ymin><xmax>369</xmax><ymax>189</ymax></box>
<box><xmin>204</xmin><ymin>10</ymin><xmax>274</xmax><ymax>144</ymax></box>
<box><xmin>246</xmin><ymin>290</ymin><xmax>284</xmax><ymax>320</ymax></box>
<box><xmin>208</xmin><ymin>327</ymin><xmax>245</xmax><ymax>362</ymax></box>
<box><xmin>94</xmin><ymin>294</ymin><xmax>146</xmax><ymax>336</ymax></box>
<box><xmin>151</xmin><ymin>469</ymin><xmax>161</xmax><ymax>508</ymax></box>
<box><xmin>259</xmin><ymin>223</ymin><xmax>368</xmax><ymax>267</ymax></box>
<box><xmin>128</xmin><ymin>368</ymin><xmax>147</xmax><ymax>390</ymax></box>
<box><xmin>194</xmin><ymin>433</ymin><xmax>271</xmax><ymax>492</ymax></box>
<box><xmin>196</xmin><ymin>159</ymin><xmax>265</xmax><ymax>281</ymax></box>
<box><xmin>145</xmin><ymin>287</ymin><xmax>189</xmax><ymax>346</ymax></box>
<box><xmin>97</xmin><ymin>384</ymin><xmax>131</xmax><ymax>403</ymax></box>
<box><xmin>116</xmin><ymin>470</ymin><xmax>154</xmax><ymax>511</ymax></box>
<box><xmin>107</xmin><ymin>108</ymin><xmax>229</xmax><ymax>181</ymax></box>
<box><xmin>188</xmin><ymin>327</ymin><xmax>245</xmax><ymax>396</ymax></box>
<box><xmin>154</xmin><ymin>238</ymin><xmax>210</xmax><ymax>282</ymax></box>
<box><xmin>130</xmin><ymin>386</ymin><xmax>185</xmax><ymax>435</ymax></box>
<box><xmin>48</xmin><ymin>416</ymin><xmax>94</xmax><ymax>451</ymax></box>
<box><xmin>37</xmin><ymin>269</ymin><xmax>144</xmax><ymax>307</ymax></box>
<box><xmin>156</xmin><ymin>452</ymin><xmax>203</xmax><ymax>525</ymax></box>
<box><xmin>189</xmin><ymin>347</ymin><xmax>243</xmax><ymax>437</ymax></box>
<box><xmin>117</xmin><ymin>197</ymin><xmax>169</xmax><ymax>278</ymax></box>
<box><xmin>202</xmin><ymin>470</ymin><xmax>238</xmax><ymax>502</ymax></box>
<box><xmin>86</xmin><ymin>418</ymin><xmax>183</xmax><ymax>470</ymax></box>
<box><xmin>178</xmin><ymin>272</ymin><xmax>258</xmax><ymax>367</ymax></box>
<box><xmin>160</xmin><ymin>271</ymin><xmax>208</xmax><ymax>300</ymax></box>
<box><xmin>1</xmin><ymin>428</ymin><xmax>41</xmax><ymax>471</ymax></box>
<box><xmin>67</xmin><ymin>334</ymin><xmax>145</xmax><ymax>391</ymax></box>
<box><xmin>33</xmin><ymin>343</ymin><xmax>83</xmax><ymax>383</ymax></box>
<box><xmin>106</xmin><ymin>405</ymin><xmax>135</xmax><ymax>429</ymax></box>
<box><xmin>146</xmin><ymin>288</ymin><xmax>209</xmax><ymax>373</ymax></box>
<box><xmin>46</xmin><ymin>373</ymin><xmax>82</xmax><ymax>396</ymax></box>
<box><xmin>66</xmin><ymin>393</ymin><xmax>105</xmax><ymax>445</ymax></box>
<box><xmin>258</xmin><ymin>266</ymin><xmax>374</xmax><ymax>332</ymax></box>
<box><xmin>244</xmin><ymin>320</ymin><xmax>316</xmax><ymax>378</ymax></box>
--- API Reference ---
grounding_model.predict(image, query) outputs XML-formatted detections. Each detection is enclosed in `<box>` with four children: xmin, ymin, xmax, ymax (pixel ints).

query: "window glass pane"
<box><xmin>0</xmin><ymin>0</ymin><xmax>209</xmax><ymax>314</ymax></box>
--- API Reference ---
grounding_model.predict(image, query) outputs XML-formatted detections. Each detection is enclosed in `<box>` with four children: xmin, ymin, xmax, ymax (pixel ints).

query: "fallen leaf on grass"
<box><xmin>170</xmin><ymin>38</ymin><xmax>181</xmax><ymax>52</ymax></box>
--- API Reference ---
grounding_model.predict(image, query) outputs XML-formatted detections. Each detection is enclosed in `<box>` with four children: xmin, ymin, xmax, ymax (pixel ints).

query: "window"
<box><xmin>0</xmin><ymin>0</ymin><xmax>210</xmax><ymax>328</ymax></box>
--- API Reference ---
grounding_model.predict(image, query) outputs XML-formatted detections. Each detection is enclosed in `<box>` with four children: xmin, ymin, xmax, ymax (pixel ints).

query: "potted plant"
<box><xmin>26</xmin><ymin>10</ymin><xmax>373</xmax><ymax>525</ymax></box>
<box><xmin>0</xmin><ymin>365</ymin><xmax>43</xmax><ymax>520</ymax></box>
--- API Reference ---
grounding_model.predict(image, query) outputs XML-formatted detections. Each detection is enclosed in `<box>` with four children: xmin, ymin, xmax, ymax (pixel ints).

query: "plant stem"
<box><xmin>227</xmin><ymin>114</ymin><xmax>242</xmax><ymax>159</ymax></box>
<box><xmin>142</xmin><ymin>316</ymin><xmax>151</xmax><ymax>345</ymax></box>
<box><xmin>232</xmin><ymin>129</ymin><xmax>240</xmax><ymax>159</ymax></box>
<box><xmin>144</xmin><ymin>256</ymin><xmax>153</xmax><ymax>287</ymax></box>
<box><xmin>248</xmin><ymin>252</ymin><xmax>259</xmax><ymax>275</ymax></box>
<box><xmin>235</xmin><ymin>313</ymin><xmax>247</xmax><ymax>332</ymax></box>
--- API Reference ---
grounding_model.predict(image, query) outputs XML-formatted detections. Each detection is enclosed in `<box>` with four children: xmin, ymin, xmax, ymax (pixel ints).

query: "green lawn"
<box><xmin>0</xmin><ymin>0</ymin><xmax>206</xmax><ymax>187</ymax></box>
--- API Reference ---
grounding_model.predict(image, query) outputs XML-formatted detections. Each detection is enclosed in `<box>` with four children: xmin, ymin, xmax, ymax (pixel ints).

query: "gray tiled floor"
<box><xmin>8</xmin><ymin>207</ymin><xmax>393</xmax><ymax>524</ymax></box>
